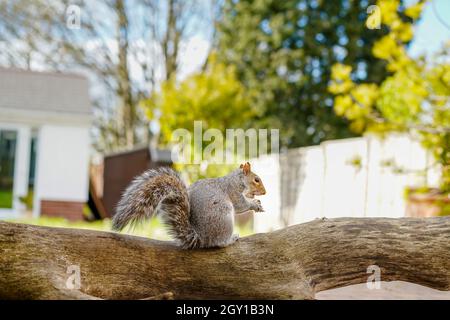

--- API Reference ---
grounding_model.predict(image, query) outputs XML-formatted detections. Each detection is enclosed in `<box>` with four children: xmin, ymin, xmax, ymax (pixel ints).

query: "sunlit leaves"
<box><xmin>377</xmin><ymin>69</ymin><xmax>426</xmax><ymax>123</ymax></box>
<box><xmin>329</xmin><ymin>64</ymin><xmax>355</xmax><ymax>95</ymax></box>
<box><xmin>143</xmin><ymin>53</ymin><xmax>253</xmax><ymax>145</ymax></box>
<box><xmin>329</xmin><ymin>0</ymin><xmax>450</xmax><ymax>191</ymax></box>
<box><xmin>377</xmin><ymin>0</ymin><xmax>400</xmax><ymax>25</ymax></box>
<box><xmin>334</xmin><ymin>95</ymin><xmax>353</xmax><ymax>116</ymax></box>
<box><xmin>404</xmin><ymin>2</ymin><xmax>425</xmax><ymax>19</ymax></box>
<box><xmin>217</xmin><ymin>0</ymin><xmax>390</xmax><ymax>147</ymax></box>
<box><xmin>372</xmin><ymin>34</ymin><xmax>411</xmax><ymax>71</ymax></box>
<box><xmin>350</xmin><ymin>84</ymin><xmax>379</xmax><ymax>115</ymax></box>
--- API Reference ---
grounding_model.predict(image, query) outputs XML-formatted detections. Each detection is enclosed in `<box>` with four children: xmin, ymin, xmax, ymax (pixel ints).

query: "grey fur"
<box><xmin>112</xmin><ymin>167</ymin><xmax>265</xmax><ymax>249</ymax></box>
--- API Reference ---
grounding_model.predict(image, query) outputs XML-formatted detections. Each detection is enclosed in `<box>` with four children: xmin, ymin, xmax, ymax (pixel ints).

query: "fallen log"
<box><xmin>0</xmin><ymin>217</ymin><xmax>449</xmax><ymax>299</ymax></box>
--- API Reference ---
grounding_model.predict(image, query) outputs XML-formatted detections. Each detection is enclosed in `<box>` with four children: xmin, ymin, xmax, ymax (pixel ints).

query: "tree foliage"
<box><xmin>144</xmin><ymin>54</ymin><xmax>253</xmax><ymax>143</ymax></box>
<box><xmin>329</xmin><ymin>0</ymin><xmax>450</xmax><ymax>192</ymax></box>
<box><xmin>143</xmin><ymin>54</ymin><xmax>253</xmax><ymax>180</ymax></box>
<box><xmin>216</xmin><ymin>0</ymin><xmax>394</xmax><ymax>147</ymax></box>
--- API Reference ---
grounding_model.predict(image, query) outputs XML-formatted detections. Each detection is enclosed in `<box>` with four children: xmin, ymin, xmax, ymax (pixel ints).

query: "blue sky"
<box><xmin>183</xmin><ymin>0</ymin><xmax>450</xmax><ymax>78</ymax></box>
<box><xmin>408</xmin><ymin>0</ymin><xmax>450</xmax><ymax>57</ymax></box>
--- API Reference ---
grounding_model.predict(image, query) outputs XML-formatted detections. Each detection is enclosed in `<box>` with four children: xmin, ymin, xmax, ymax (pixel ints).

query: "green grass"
<box><xmin>7</xmin><ymin>216</ymin><xmax>254</xmax><ymax>241</ymax></box>
<box><xmin>0</xmin><ymin>190</ymin><xmax>13</xmax><ymax>208</ymax></box>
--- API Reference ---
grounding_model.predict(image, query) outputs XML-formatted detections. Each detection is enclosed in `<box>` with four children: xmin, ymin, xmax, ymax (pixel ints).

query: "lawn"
<box><xmin>7</xmin><ymin>216</ymin><xmax>254</xmax><ymax>241</ymax></box>
<box><xmin>0</xmin><ymin>190</ymin><xmax>13</xmax><ymax>208</ymax></box>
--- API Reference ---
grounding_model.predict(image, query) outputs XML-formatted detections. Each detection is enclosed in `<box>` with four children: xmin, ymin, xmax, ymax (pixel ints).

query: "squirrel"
<box><xmin>112</xmin><ymin>162</ymin><xmax>266</xmax><ymax>249</ymax></box>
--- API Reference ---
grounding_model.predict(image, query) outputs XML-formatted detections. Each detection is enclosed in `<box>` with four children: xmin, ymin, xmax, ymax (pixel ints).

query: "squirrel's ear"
<box><xmin>241</xmin><ymin>162</ymin><xmax>251</xmax><ymax>175</ymax></box>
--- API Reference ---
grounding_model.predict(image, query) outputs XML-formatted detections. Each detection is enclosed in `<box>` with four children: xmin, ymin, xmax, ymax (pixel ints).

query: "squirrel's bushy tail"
<box><xmin>112</xmin><ymin>167</ymin><xmax>200</xmax><ymax>249</ymax></box>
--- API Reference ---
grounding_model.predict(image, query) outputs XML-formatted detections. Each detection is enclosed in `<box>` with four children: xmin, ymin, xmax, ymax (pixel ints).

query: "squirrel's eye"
<box><xmin>254</xmin><ymin>177</ymin><xmax>260</xmax><ymax>183</ymax></box>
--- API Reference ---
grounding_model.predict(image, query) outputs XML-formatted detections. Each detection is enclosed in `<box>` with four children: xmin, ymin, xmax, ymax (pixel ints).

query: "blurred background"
<box><xmin>0</xmin><ymin>0</ymin><xmax>449</xmax><ymax>239</ymax></box>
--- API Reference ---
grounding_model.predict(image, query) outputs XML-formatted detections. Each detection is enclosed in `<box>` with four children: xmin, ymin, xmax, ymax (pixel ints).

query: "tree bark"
<box><xmin>115</xmin><ymin>0</ymin><xmax>136</xmax><ymax>149</ymax></box>
<box><xmin>0</xmin><ymin>217</ymin><xmax>449</xmax><ymax>300</ymax></box>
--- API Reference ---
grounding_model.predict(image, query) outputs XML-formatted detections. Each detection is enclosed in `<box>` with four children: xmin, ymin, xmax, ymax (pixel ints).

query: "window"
<box><xmin>0</xmin><ymin>130</ymin><xmax>17</xmax><ymax>209</ymax></box>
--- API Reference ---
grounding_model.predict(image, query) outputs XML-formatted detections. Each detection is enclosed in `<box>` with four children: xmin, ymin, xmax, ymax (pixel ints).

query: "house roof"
<box><xmin>0</xmin><ymin>67</ymin><xmax>91</xmax><ymax>116</ymax></box>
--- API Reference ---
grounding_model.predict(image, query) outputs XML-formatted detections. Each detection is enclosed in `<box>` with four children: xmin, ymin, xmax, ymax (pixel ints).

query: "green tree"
<box><xmin>216</xmin><ymin>0</ymin><xmax>395</xmax><ymax>147</ymax></box>
<box><xmin>143</xmin><ymin>54</ymin><xmax>253</xmax><ymax>180</ymax></box>
<box><xmin>329</xmin><ymin>0</ymin><xmax>450</xmax><ymax>192</ymax></box>
<box><xmin>145</xmin><ymin>54</ymin><xmax>253</xmax><ymax>143</ymax></box>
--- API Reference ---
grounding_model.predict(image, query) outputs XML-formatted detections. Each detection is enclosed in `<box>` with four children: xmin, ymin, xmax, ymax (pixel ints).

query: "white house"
<box><xmin>0</xmin><ymin>68</ymin><xmax>91</xmax><ymax>220</ymax></box>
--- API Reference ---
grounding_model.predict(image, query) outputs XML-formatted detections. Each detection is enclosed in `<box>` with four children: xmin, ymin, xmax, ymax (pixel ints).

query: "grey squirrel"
<box><xmin>112</xmin><ymin>162</ymin><xmax>266</xmax><ymax>249</ymax></box>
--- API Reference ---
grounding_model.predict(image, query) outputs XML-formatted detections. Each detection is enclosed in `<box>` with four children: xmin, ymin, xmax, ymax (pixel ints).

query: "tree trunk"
<box><xmin>0</xmin><ymin>217</ymin><xmax>449</xmax><ymax>300</ymax></box>
<box><xmin>162</xmin><ymin>0</ymin><xmax>182</xmax><ymax>81</ymax></box>
<box><xmin>115</xmin><ymin>0</ymin><xmax>136</xmax><ymax>149</ymax></box>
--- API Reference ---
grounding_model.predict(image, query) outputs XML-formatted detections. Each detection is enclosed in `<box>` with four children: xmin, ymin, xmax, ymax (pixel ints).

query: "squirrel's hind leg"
<box><xmin>215</xmin><ymin>233</ymin><xmax>239</xmax><ymax>248</ymax></box>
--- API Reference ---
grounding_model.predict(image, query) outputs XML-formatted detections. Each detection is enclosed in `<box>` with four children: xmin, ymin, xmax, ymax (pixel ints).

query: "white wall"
<box><xmin>291</xmin><ymin>146</ymin><xmax>325</xmax><ymax>224</ymax></box>
<box><xmin>34</xmin><ymin>125</ymin><xmax>90</xmax><ymax>216</ymax></box>
<box><xmin>251</xmin><ymin>134</ymin><xmax>438</xmax><ymax>232</ymax></box>
<box><xmin>252</xmin><ymin>154</ymin><xmax>282</xmax><ymax>233</ymax></box>
<box><xmin>321</xmin><ymin>138</ymin><xmax>369</xmax><ymax>219</ymax></box>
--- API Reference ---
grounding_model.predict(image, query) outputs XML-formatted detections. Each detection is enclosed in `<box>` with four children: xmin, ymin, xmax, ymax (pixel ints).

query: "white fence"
<box><xmin>252</xmin><ymin>134</ymin><xmax>440</xmax><ymax>233</ymax></box>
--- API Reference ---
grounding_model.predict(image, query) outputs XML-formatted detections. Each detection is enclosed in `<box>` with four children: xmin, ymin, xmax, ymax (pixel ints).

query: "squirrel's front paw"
<box><xmin>230</xmin><ymin>234</ymin><xmax>239</xmax><ymax>243</ymax></box>
<box><xmin>252</xmin><ymin>199</ymin><xmax>265</xmax><ymax>212</ymax></box>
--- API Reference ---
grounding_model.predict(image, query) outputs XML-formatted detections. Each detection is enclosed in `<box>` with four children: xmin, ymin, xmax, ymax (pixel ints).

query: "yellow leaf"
<box><xmin>329</xmin><ymin>80</ymin><xmax>354</xmax><ymax>95</ymax></box>
<box><xmin>377</xmin><ymin>0</ymin><xmax>400</xmax><ymax>25</ymax></box>
<box><xmin>366</xmin><ymin>5</ymin><xmax>382</xmax><ymax>30</ymax></box>
<box><xmin>334</xmin><ymin>95</ymin><xmax>352</xmax><ymax>116</ymax></box>
<box><xmin>351</xmin><ymin>84</ymin><xmax>379</xmax><ymax>109</ymax></box>
<box><xmin>350</xmin><ymin>118</ymin><xmax>366</xmax><ymax>133</ymax></box>
<box><xmin>373</xmin><ymin>35</ymin><xmax>398</xmax><ymax>60</ymax></box>
<box><xmin>393</xmin><ymin>22</ymin><xmax>414</xmax><ymax>42</ymax></box>
<box><xmin>405</xmin><ymin>2</ymin><xmax>425</xmax><ymax>19</ymax></box>
<box><xmin>331</xmin><ymin>63</ymin><xmax>352</xmax><ymax>81</ymax></box>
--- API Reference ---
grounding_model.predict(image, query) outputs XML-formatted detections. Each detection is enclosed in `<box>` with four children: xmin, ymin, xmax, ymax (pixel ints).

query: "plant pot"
<box><xmin>405</xmin><ymin>188</ymin><xmax>450</xmax><ymax>217</ymax></box>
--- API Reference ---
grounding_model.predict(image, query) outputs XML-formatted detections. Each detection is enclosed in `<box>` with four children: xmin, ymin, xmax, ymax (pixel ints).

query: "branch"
<box><xmin>0</xmin><ymin>217</ymin><xmax>449</xmax><ymax>299</ymax></box>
